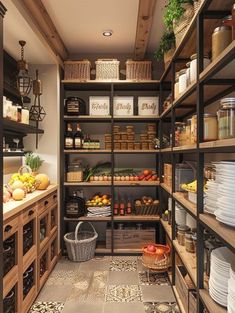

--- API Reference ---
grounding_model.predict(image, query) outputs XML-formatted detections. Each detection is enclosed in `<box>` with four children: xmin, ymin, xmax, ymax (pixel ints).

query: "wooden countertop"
<box><xmin>3</xmin><ymin>184</ymin><xmax>58</xmax><ymax>221</ymax></box>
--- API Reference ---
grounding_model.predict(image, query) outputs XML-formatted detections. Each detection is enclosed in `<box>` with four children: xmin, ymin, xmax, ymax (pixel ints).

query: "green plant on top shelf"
<box><xmin>154</xmin><ymin>31</ymin><xmax>175</xmax><ymax>61</ymax></box>
<box><xmin>25</xmin><ymin>153</ymin><xmax>44</xmax><ymax>173</ymax></box>
<box><xmin>164</xmin><ymin>0</ymin><xmax>193</xmax><ymax>29</ymax></box>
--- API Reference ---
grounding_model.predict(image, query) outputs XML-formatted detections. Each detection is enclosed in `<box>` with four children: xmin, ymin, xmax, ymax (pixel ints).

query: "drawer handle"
<box><xmin>53</xmin><ymin>194</ymin><xmax>57</xmax><ymax>200</ymax></box>
<box><xmin>4</xmin><ymin>225</ymin><xmax>12</xmax><ymax>232</ymax></box>
<box><xmin>28</xmin><ymin>210</ymin><xmax>34</xmax><ymax>216</ymax></box>
<box><xmin>44</xmin><ymin>200</ymin><xmax>49</xmax><ymax>206</ymax></box>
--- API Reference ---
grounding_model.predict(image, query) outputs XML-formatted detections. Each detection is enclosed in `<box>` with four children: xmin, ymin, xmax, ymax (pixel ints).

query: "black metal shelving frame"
<box><xmin>159</xmin><ymin>1</ymin><xmax>235</xmax><ymax>313</ymax></box>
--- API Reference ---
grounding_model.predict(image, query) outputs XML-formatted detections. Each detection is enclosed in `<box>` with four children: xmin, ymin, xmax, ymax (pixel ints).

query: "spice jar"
<box><xmin>185</xmin><ymin>233</ymin><xmax>195</xmax><ymax>253</ymax></box>
<box><xmin>126</xmin><ymin>125</ymin><xmax>134</xmax><ymax>133</ymax></box>
<box><xmin>204</xmin><ymin>113</ymin><xmax>218</xmax><ymax>141</ymax></box>
<box><xmin>67</xmin><ymin>162</ymin><xmax>83</xmax><ymax>182</ymax></box>
<box><xmin>174</xmin><ymin>72</ymin><xmax>180</xmax><ymax>99</ymax></box>
<box><xmin>212</xmin><ymin>25</ymin><xmax>232</xmax><ymax>61</ymax></box>
<box><xmin>218</xmin><ymin>97</ymin><xmax>235</xmax><ymax>139</ymax></box>
<box><xmin>177</xmin><ymin>225</ymin><xmax>190</xmax><ymax>246</ymax></box>
<box><xmin>179</xmin><ymin>69</ymin><xmax>187</xmax><ymax>95</ymax></box>
<box><xmin>134</xmin><ymin>142</ymin><xmax>141</xmax><ymax>150</ymax></box>
<box><xmin>190</xmin><ymin>54</ymin><xmax>210</xmax><ymax>83</ymax></box>
<box><xmin>113</xmin><ymin>125</ymin><xmax>120</xmax><ymax>133</ymax></box>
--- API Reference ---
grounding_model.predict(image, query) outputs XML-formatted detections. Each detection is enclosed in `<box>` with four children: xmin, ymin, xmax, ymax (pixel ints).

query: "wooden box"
<box><xmin>189</xmin><ymin>291</ymin><xmax>197</xmax><ymax>313</ymax></box>
<box><xmin>126</xmin><ymin>60</ymin><xmax>152</xmax><ymax>80</ymax></box>
<box><xmin>138</xmin><ymin>97</ymin><xmax>159</xmax><ymax>116</ymax></box>
<box><xmin>113</xmin><ymin>96</ymin><xmax>134</xmax><ymax>116</ymax></box>
<box><xmin>175</xmin><ymin>265</ymin><xmax>195</xmax><ymax>313</ymax></box>
<box><xmin>64</xmin><ymin>60</ymin><xmax>91</xmax><ymax>81</ymax></box>
<box><xmin>95</xmin><ymin>59</ymin><xmax>120</xmax><ymax>80</ymax></box>
<box><xmin>89</xmin><ymin>96</ymin><xmax>110</xmax><ymax>116</ymax></box>
<box><xmin>106</xmin><ymin>228</ymin><xmax>156</xmax><ymax>249</ymax></box>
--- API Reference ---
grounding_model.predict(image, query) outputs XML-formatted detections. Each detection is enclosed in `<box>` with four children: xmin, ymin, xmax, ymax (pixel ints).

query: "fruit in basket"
<box><xmin>147</xmin><ymin>244</ymin><xmax>156</xmax><ymax>253</ymax></box>
<box><xmin>36</xmin><ymin>174</ymin><xmax>50</xmax><ymax>190</ymax></box>
<box><xmin>12</xmin><ymin>188</ymin><xmax>25</xmax><ymax>201</ymax></box>
<box><xmin>11</xmin><ymin>180</ymin><xmax>25</xmax><ymax>190</ymax></box>
<box><xmin>9</xmin><ymin>172</ymin><xmax>37</xmax><ymax>193</ymax></box>
<box><xmin>143</xmin><ymin>169</ymin><xmax>152</xmax><ymax>176</ymax></box>
<box><xmin>86</xmin><ymin>193</ymin><xmax>111</xmax><ymax>207</ymax></box>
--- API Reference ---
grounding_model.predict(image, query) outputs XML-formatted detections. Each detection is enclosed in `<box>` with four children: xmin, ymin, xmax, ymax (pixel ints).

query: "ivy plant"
<box><xmin>164</xmin><ymin>0</ymin><xmax>193</xmax><ymax>30</ymax></box>
<box><xmin>154</xmin><ymin>32</ymin><xmax>175</xmax><ymax>61</ymax></box>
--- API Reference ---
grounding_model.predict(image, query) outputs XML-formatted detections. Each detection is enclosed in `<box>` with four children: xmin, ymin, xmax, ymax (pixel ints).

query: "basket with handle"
<box><xmin>64</xmin><ymin>221</ymin><xmax>98</xmax><ymax>262</ymax></box>
<box><xmin>141</xmin><ymin>244</ymin><xmax>171</xmax><ymax>272</ymax></box>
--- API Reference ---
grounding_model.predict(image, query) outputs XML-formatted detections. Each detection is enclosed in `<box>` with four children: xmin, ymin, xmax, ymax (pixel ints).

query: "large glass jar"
<box><xmin>179</xmin><ymin>69</ymin><xmax>187</xmax><ymax>95</ymax></box>
<box><xmin>190</xmin><ymin>54</ymin><xmax>210</xmax><ymax>83</ymax></box>
<box><xmin>67</xmin><ymin>162</ymin><xmax>83</xmax><ymax>182</ymax></box>
<box><xmin>218</xmin><ymin>97</ymin><xmax>235</xmax><ymax>139</ymax></box>
<box><xmin>190</xmin><ymin>113</ymin><xmax>218</xmax><ymax>143</ymax></box>
<box><xmin>186</xmin><ymin>119</ymin><xmax>191</xmax><ymax>145</ymax></box>
<box><xmin>212</xmin><ymin>26</ymin><xmax>232</xmax><ymax>61</ymax></box>
<box><xmin>174</xmin><ymin>72</ymin><xmax>180</xmax><ymax>99</ymax></box>
<box><xmin>175</xmin><ymin>122</ymin><xmax>185</xmax><ymax>147</ymax></box>
<box><xmin>191</xmin><ymin>115</ymin><xmax>197</xmax><ymax>143</ymax></box>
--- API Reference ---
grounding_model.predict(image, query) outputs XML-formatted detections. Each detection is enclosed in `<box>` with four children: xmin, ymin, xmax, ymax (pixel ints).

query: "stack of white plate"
<box><xmin>228</xmin><ymin>264</ymin><xmax>235</xmax><ymax>313</ymax></box>
<box><xmin>204</xmin><ymin>180</ymin><xmax>219</xmax><ymax>214</ymax></box>
<box><xmin>214</xmin><ymin>161</ymin><xmax>235</xmax><ymax>227</ymax></box>
<box><xmin>175</xmin><ymin>204</ymin><xmax>186</xmax><ymax>226</ymax></box>
<box><xmin>209</xmin><ymin>247</ymin><xmax>235</xmax><ymax>307</ymax></box>
<box><xmin>186</xmin><ymin>213</ymin><xmax>197</xmax><ymax>230</ymax></box>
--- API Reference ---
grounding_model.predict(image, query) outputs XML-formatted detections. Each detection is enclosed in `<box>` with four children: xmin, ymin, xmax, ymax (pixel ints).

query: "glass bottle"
<box><xmin>113</xmin><ymin>199</ymin><xmax>119</xmax><ymax>216</ymax></box>
<box><xmin>64</xmin><ymin>123</ymin><xmax>74</xmax><ymax>149</ymax></box>
<box><xmin>119</xmin><ymin>199</ymin><xmax>125</xmax><ymax>216</ymax></box>
<box><xmin>65</xmin><ymin>190</ymin><xmax>85</xmax><ymax>218</ymax></box>
<box><xmin>126</xmin><ymin>199</ymin><xmax>132</xmax><ymax>215</ymax></box>
<box><xmin>74</xmin><ymin>123</ymin><xmax>84</xmax><ymax>149</ymax></box>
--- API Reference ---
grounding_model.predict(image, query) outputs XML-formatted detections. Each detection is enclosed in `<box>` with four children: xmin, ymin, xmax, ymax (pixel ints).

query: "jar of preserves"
<box><xmin>177</xmin><ymin>225</ymin><xmax>190</xmax><ymax>246</ymax></box>
<box><xmin>185</xmin><ymin>233</ymin><xmax>195</xmax><ymax>253</ymax></box>
<box><xmin>179</xmin><ymin>69</ymin><xmax>187</xmax><ymax>95</ymax></box>
<box><xmin>212</xmin><ymin>26</ymin><xmax>232</xmax><ymax>61</ymax></box>
<box><xmin>218</xmin><ymin>97</ymin><xmax>235</xmax><ymax>139</ymax></box>
<box><xmin>174</xmin><ymin>72</ymin><xmax>180</xmax><ymax>99</ymax></box>
<box><xmin>204</xmin><ymin>113</ymin><xmax>218</xmax><ymax>141</ymax></box>
<box><xmin>190</xmin><ymin>54</ymin><xmax>210</xmax><ymax>83</ymax></box>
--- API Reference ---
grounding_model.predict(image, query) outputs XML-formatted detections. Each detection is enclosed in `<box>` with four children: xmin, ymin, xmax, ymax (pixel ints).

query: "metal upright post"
<box><xmin>110</xmin><ymin>83</ymin><xmax>114</xmax><ymax>255</ymax></box>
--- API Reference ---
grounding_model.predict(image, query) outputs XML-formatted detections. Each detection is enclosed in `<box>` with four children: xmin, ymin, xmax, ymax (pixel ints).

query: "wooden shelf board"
<box><xmin>64</xmin><ymin>115</ymin><xmax>111</xmax><ymax>120</ymax></box>
<box><xmin>160</xmin><ymin>147</ymin><xmax>172</xmax><ymax>153</ymax></box>
<box><xmin>199</xmin><ymin>289</ymin><xmax>226</xmax><ymax>313</ymax></box>
<box><xmin>173</xmin><ymin>144</ymin><xmax>197</xmax><ymax>152</ymax></box>
<box><xmin>114</xmin><ymin>115</ymin><xmax>159</xmax><ymax>120</ymax></box>
<box><xmin>95</xmin><ymin>242</ymin><xmax>111</xmax><ymax>254</ymax></box>
<box><xmin>172</xmin><ymin>286</ymin><xmax>187</xmax><ymax>313</ymax></box>
<box><xmin>160</xmin><ymin>183</ymin><xmax>172</xmax><ymax>195</ymax></box>
<box><xmin>64</xmin><ymin>181</ymin><xmax>159</xmax><ymax>186</ymax></box>
<box><xmin>62</xmin><ymin>79</ymin><xmax>160</xmax><ymax>84</ymax></box>
<box><xmin>161</xmin><ymin>219</ymin><xmax>172</xmax><ymax>239</ymax></box>
<box><xmin>114</xmin><ymin>215</ymin><xmax>160</xmax><ymax>222</ymax></box>
<box><xmin>3</xmin><ymin>119</ymin><xmax>44</xmax><ymax>134</ymax></box>
<box><xmin>113</xmin><ymin>248</ymin><xmax>142</xmax><ymax>254</ymax></box>
<box><xmin>3</xmin><ymin>150</ymin><xmax>30</xmax><ymax>157</ymax></box>
<box><xmin>199</xmin><ymin>138</ymin><xmax>235</xmax><ymax>150</ymax></box>
<box><xmin>173</xmin><ymin>240</ymin><xmax>197</xmax><ymax>286</ymax></box>
<box><xmin>114</xmin><ymin>149</ymin><xmax>158</xmax><ymax>154</ymax></box>
<box><xmin>64</xmin><ymin>181</ymin><xmax>111</xmax><ymax>186</ymax></box>
<box><xmin>173</xmin><ymin>192</ymin><xmax>197</xmax><ymax>217</ymax></box>
<box><xmin>200</xmin><ymin>213</ymin><xmax>235</xmax><ymax>250</ymax></box>
<box><xmin>64</xmin><ymin>216</ymin><xmax>111</xmax><ymax>222</ymax></box>
<box><xmin>64</xmin><ymin>149</ymin><xmax>111</xmax><ymax>153</ymax></box>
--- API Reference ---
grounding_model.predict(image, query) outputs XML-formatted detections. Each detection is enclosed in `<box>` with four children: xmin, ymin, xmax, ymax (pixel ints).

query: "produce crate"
<box><xmin>95</xmin><ymin>59</ymin><xmax>120</xmax><ymax>80</ymax></box>
<box><xmin>189</xmin><ymin>291</ymin><xmax>197</xmax><ymax>313</ymax></box>
<box><xmin>106</xmin><ymin>228</ymin><xmax>156</xmax><ymax>249</ymax></box>
<box><xmin>175</xmin><ymin>265</ymin><xmax>195</xmax><ymax>313</ymax></box>
<box><xmin>64</xmin><ymin>60</ymin><xmax>91</xmax><ymax>81</ymax></box>
<box><xmin>135</xmin><ymin>202</ymin><xmax>159</xmax><ymax>215</ymax></box>
<box><xmin>126</xmin><ymin>60</ymin><xmax>152</xmax><ymax>81</ymax></box>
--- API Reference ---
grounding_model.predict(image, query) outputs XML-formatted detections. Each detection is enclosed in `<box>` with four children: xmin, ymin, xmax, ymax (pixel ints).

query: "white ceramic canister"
<box><xmin>186</xmin><ymin>213</ymin><xmax>197</xmax><ymax>230</ymax></box>
<box><xmin>186</xmin><ymin>62</ymin><xmax>191</xmax><ymax>87</ymax></box>
<box><xmin>21</xmin><ymin>107</ymin><xmax>29</xmax><ymax>124</ymax></box>
<box><xmin>190</xmin><ymin>54</ymin><xmax>210</xmax><ymax>83</ymax></box>
<box><xmin>179</xmin><ymin>69</ymin><xmax>187</xmax><ymax>95</ymax></box>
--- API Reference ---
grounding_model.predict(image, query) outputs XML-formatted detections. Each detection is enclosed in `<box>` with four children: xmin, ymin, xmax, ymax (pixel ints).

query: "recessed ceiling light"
<box><xmin>103</xmin><ymin>30</ymin><xmax>113</xmax><ymax>37</ymax></box>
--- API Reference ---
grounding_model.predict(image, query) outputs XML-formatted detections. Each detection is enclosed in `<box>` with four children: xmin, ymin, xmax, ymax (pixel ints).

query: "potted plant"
<box><xmin>25</xmin><ymin>153</ymin><xmax>44</xmax><ymax>176</ymax></box>
<box><xmin>164</xmin><ymin>0</ymin><xmax>194</xmax><ymax>47</ymax></box>
<box><xmin>154</xmin><ymin>32</ymin><xmax>175</xmax><ymax>69</ymax></box>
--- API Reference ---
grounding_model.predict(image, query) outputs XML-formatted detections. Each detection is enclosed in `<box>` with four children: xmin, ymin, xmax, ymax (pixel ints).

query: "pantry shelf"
<box><xmin>199</xmin><ymin>213</ymin><xmax>235</xmax><ymax>251</ymax></box>
<box><xmin>114</xmin><ymin>150</ymin><xmax>158</xmax><ymax>154</ymax></box>
<box><xmin>160</xmin><ymin>183</ymin><xmax>172</xmax><ymax>195</ymax></box>
<box><xmin>161</xmin><ymin>219</ymin><xmax>172</xmax><ymax>239</ymax></box>
<box><xmin>64</xmin><ymin>216</ymin><xmax>111</xmax><ymax>222</ymax></box>
<box><xmin>160</xmin><ymin>147</ymin><xmax>172</xmax><ymax>153</ymax></box>
<box><xmin>113</xmin><ymin>116</ymin><xmax>159</xmax><ymax>122</ymax></box>
<box><xmin>173</xmin><ymin>192</ymin><xmax>197</xmax><ymax>217</ymax></box>
<box><xmin>64</xmin><ymin>149</ymin><xmax>111</xmax><ymax>154</ymax></box>
<box><xmin>3</xmin><ymin>119</ymin><xmax>44</xmax><ymax>135</ymax></box>
<box><xmin>114</xmin><ymin>215</ymin><xmax>160</xmax><ymax>222</ymax></box>
<box><xmin>64</xmin><ymin>181</ymin><xmax>160</xmax><ymax>187</ymax></box>
<box><xmin>173</xmin><ymin>144</ymin><xmax>197</xmax><ymax>153</ymax></box>
<box><xmin>3</xmin><ymin>151</ymin><xmax>31</xmax><ymax>157</ymax></box>
<box><xmin>64</xmin><ymin>115</ymin><xmax>111</xmax><ymax>122</ymax></box>
<box><xmin>173</xmin><ymin>240</ymin><xmax>197</xmax><ymax>286</ymax></box>
<box><xmin>199</xmin><ymin>138</ymin><xmax>235</xmax><ymax>152</ymax></box>
<box><xmin>172</xmin><ymin>286</ymin><xmax>187</xmax><ymax>313</ymax></box>
<box><xmin>199</xmin><ymin>289</ymin><xmax>226</xmax><ymax>313</ymax></box>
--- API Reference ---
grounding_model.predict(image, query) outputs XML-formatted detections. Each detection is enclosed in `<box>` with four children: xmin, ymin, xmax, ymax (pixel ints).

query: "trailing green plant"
<box><xmin>154</xmin><ymin>31</ymin><xmax>175</xmax><ymax>61</ymax></box>
<box><xmin>83</xmin><ymin>161</ymin><xmax>111</xmax><ymax>181</ymax></box>
<box><xmin>164</xmin><ymin>0</ymin><xmax>193</xmax><ymax>30</ymax></box>
<box><xmin>25</xmin><ymin>153</ymin><xmax>44</xmax><ymax>172</ymax></box>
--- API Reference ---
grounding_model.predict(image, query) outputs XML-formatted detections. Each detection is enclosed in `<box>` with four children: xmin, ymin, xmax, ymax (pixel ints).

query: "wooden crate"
<box><xmin>64</xmin><ymin>60</ymin><xmax>91</xmax><ymax>81</ymax></box>
<box><xmin>189</xmin><ymin>291</ymin><xmax>197</xmax><ymax>313</ymax></box>
<box><xmin>106</xmin><ymin>228</ymin><xmax>156</xmax><ymax>249</ymax></box>
<box><xmin>175</xmin><ymin>265</ymin><xmax>195</xmax><ymax>313</ymax></box>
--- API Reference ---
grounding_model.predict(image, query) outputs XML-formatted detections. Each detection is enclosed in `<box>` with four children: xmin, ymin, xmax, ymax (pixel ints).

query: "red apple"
<box><xmin>147</xmin><ymin>244</ymin><xmax>156</xmax><ymax>253</ymax></box>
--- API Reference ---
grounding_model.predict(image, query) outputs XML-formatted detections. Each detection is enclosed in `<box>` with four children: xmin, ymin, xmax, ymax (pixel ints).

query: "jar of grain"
<box><xmin>179</xmin><ymin>69</ymin><xmax>187</xmax><ymax>95</ymax></box>
<box><xmin>174</xmin><ymin>72</ymin><xmax>180</xmax><ymax>99</ymax></box>
<box><xmin>114</xmin><ymin>142</ymin><xmax>121</xmax><ymax>150</ymax></box>
<box><xmin>218</xmin><ymin>97</ymin><xmax>235</xmax><ymax>139</ymax></box>
<box><xmin>147</xmin><ymin>123</ymin><xmax>156</xmax><ymax>132</ymax></box>
<box><xmin>127</xmin><ymin>133</ymin><xmax>135</xmax><ymax>141</ymax></box>
<box><xmin>105</xmin><ymin>134</ymin><xmax>112</xmax><ymax>142</ymax></box>
<box><xmin>134</xmin><ymin>142</ymin><xmax>141</xmax><ymax>150</ymax></box>
<box><xmin>121</xmin><ymin>132</ymin><xmax>128</xmax><ymax>141</ymax></box>
<box><xmin>177</xmin><ymin>225</ymin><xmax>190</xmax><ymax>246</ymax></box>
<box><xmin>204</xmin><ymin>113</ymin><xmax>218</xmax><ymax>141</ymax></box>
<box><xmin>148</xmin><ymin>142</ymin><xmax>155</xmax><ymax>150</ymax></box>
<box><xmin>127</xmin><ymin>141</ymin><xmax>134</xmax><ymax>150</ymax></box>
<box><xmin>212</xmin><ymin>26</ymin><xmax>232</xmax><ymax>61</ymax></box>
<box><xmin>141</xmin><ymin>142</ymin><xmax>149</xmax><ymax>150</ymax></box>
<box><xmin>140</xmin><ymin>133</ymin><xmax>148</xmax><ymax>141</ymax></box>
<box><xmin>126</xmin><ymin>125</ymin><xmax>134</xmax><ymax>133</ymax></box>
<box><xmin>105</xmin><ymin>142</ymin><xmax>112</xmax><ymax>150</ymax></box>
<box><xmin>67</xmin><ymin>162</ymin><xmax>83</xmax><ymax>182</ymax></box>
<box><xmin>114</xmin><ymin>133</ymin><xmax>121</xmax><ymax>141</ymax></box>
<box><xmin>190</xmin><ymin>54</ymin><xmax>210</xmax><ymax>83</ymax></box>
<box><xmin>121</xmin><ymin>141</ymin><xmax>127</xmax><ymax>150</ymax></box>
<box><xmin>185</xmin><ymin>233</ymin><xmax>195</xmax><ymax>253</ymax></box>
<box><xmin>148</xmin><ymin>132</ymin><xmax>156</xmax><ymax>140</ymax></box>
<box><xmin>113</xmin><ymin>125</ymin><xmax>120</xmax><ymax>133</ymax></box>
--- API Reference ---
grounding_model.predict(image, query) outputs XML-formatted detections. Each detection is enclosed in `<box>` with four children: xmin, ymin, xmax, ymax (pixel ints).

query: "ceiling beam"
<box><xmin>12</xmin><ymin>0</ymin><xmax>68</xmax><ymax>66</ymax></box>
<box><xmin>134</xmin><ymin>0</ymin><xmax>157</xmax><ymax>60</ymax></box>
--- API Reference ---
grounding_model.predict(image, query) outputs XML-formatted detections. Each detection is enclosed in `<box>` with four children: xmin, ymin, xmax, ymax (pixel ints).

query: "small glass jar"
<box><xmin>212</xmin><ymin>25</ymin><xmax>232</xmax><ymax>61</ymax></box>
<box><xmin>185</xmin><ymin>233</ymin><xmax>195</xmax><ymax>253</ymax></box>
<box><xmin>177</xmin><ymin>225</ymin><xmax>190</xmax><ymax>246</ymax></box>
<box><xmin>179</xmin><ymin>69</ymin><xmax>187</xmax><ymax>95</ymax></box>
<box><xmin>10</xmin><ymin>104</ymin><xmax>18</xmax><ymax>121</ymax></box>
<box><xmin>67</xmin><ymin>162</ymin><xmax>83</xmax><ymax>182</ymax></box>
<box><xmin>218</xmin><ymin>97</ymin><xmax>235</xmax><ymax>139</ymax></box>
<box><xmin>190</xmin><ymin>54</ymin><xmax>210</xmax><ymax>83</ymax></box>
<box><xmin>21</xmin><ymin>107</ymin><xmax>29</xmax><ymax>124</ymax></box>
<box><xmin>204</xmin><ymin>113</ymin><xmax>218</xmax><ymax>141</ymax></box>
<box><xmin>174</xmin><ymin>72</ymin><xmax>180</xmax><ymax>99</ymax></box>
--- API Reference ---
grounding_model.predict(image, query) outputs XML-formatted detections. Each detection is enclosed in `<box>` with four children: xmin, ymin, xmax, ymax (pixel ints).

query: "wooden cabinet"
<box><xmin>3</xmin><ymin>187</ymin><xmax>59</xmax><ymax>313</ymax></box>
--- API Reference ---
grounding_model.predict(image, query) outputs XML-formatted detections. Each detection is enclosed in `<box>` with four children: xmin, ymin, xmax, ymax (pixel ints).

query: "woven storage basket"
<box><xmin>95</xmin><ymin>59</ymin><xmax>120</xmax><ymax>80</ymax></box>
<box><xmin>64</xmin><ymin>60</ymin><xmax>91</xmax><ymax>81</ymax></box>
<box><xmin>126</xmin><ymin>60</ymin><xmax>152</xmax><ymax>81</ymax></box>
<box><xmin>135</xmin><ymin>202</ymin><xmax>160</xmax><ymax>215</ymax></box>
<box><xmin>142</xmin><ymin>244</ymin><xmax>171</xmax><ymax>272</ymax></box>
<box><xmin>173</xmin><ymin>4</ymin><xmax>194</xmax><ymax>48</ymax></box>
<box><xmin>64</xmin><ymin>221</ymin><xmax>98</xmax><ymax>262</ymax></box>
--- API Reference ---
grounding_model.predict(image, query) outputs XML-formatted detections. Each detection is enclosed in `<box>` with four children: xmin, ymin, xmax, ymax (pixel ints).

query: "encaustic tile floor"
<box><xmin>30</xmin><ymin>256</ymin><xmax>179</xmax><ymax>313</ymax></box>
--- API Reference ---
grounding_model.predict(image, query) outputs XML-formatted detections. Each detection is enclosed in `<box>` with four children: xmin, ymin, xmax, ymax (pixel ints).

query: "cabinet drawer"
<box><xmin>22</xmin><ymin>206</ymin><xmax>37</xmax><ymax>225</ymax></box>
<box><xmin>3</xmin><ymin>216</ymin><xmax>19</xmax><ymax>241</ymax></box>
<box><xmin>37</xmin><ymin>192</ymin><xmax>57</xmax><ymax>215</ymax></box>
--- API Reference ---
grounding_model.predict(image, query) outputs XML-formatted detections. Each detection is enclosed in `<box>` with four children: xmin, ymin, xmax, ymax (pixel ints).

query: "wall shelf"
<box><xmin>161</xmin><ymin>219</ymin><xmax>172</xmax><ymax>239</ymax></box>
<box><xmin>199</xmin><ymin>289</ymin><xmax>226</xmax><ymax>313</ymax></box>
<box><xmin>173</xmin><ymin>192</ymin><xmax>197</xmax><ymax>217</ymax></box>
<box><xmin>3</xmin><ymin>119</ymin><xmax>44</xmax><ymax>135</ymax></box>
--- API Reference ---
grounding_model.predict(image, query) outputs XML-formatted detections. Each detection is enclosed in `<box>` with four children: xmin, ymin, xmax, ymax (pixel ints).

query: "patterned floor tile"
<box><xmin>79</xmin><ymin>256</ymin><xmax>111</xmax><ymax>272</ymax></box>
<box><xmin>106</xmin><ymin>285</ymin><xmax>142</xmax><ymax>302</ymax></box>
<box><xmin>29</xmin><ymin>301</ymin><xmax>64</xmax><ymax>313</ymax></box>
<box><xmin>62</xmin><ymin>301</ymin><xmax>104</xmax><ymax>313</ymax></box>
<box><xmin>109</xmin><ymin>271</ymin><xmax>139</xmax><ymax>285</ymax></box>
<box><xmin>138</xmin><ymin>272</ymin><xmax>170</xmax><ymax>286</ymax></box>
<box><xmin>36</xmin><ymin>285</ymin><xmax>73</xmax><ymax>302</ymax></box>
<box><xmin>104</xmin><ymin>302</ymin><xmax>145</xmax><ymax>313</ymax></box>
<box><xmin>110</xmin><ymin>259</ymin><xmax>137</xmax><ymax>272</ymax></box>
<box><xmin>45</xmin><ymin>269</ymin><xmax>80</xmax><ymax>286</ymax></box>
<box><xmin>144</xmin><ymin>302</ymin><xmax>180</xmax><ymax>313</ymax></box>
<box><xmin>141</xmin><ymin>286</ymin><xmax>175</xmax><ymax>303</ymax></box>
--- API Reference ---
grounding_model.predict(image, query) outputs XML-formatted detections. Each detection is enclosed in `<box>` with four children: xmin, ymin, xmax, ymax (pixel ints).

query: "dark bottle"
<box><xmin>126</xmin><ymin>199</ymin><xmax>132</xmax><ymax>215</ymax></box>
<box><xmin>113</xmin><ymin>200</ymin><xmax>119</xmax><ymax>216</ymax></box>
<box><xmin>65</xmin><ymin>97</ymin><xmax>86</xmax><ymax>116</ymax></box>
<box><xmin>65</xmin><ymin>123</ymin><xmax>74</xmax><ymax>149</ymax></box>
<box><xmin>119</xmin><ymin>200</ymin><xmax>125</xmax><ymax>216</ymax></box>
<box><xmin>65</xmin><ymin>190</ymin><xmax>85</xmax><ymax>218</ymax></box>
<box><xmin>74</xmin><ymin>123</ymin><xmax>84</xmax><ymax>149</ymax></box>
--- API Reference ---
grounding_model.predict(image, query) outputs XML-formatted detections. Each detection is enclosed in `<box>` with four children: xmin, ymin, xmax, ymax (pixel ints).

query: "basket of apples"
<box><xmin>142</xmin><ymin>244</ymin><xmax>171</xmax><ymax>271</ymax></box>
<box><xmin>135</xmin><ymin>196</ymin><xmax>159</xmax><ymax>215</ymax></box>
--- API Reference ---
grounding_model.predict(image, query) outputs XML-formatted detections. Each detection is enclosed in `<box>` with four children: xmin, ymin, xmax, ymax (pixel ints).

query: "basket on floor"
<box><xmin>141</xmin><ymin>244</ymin><xmax>171</xmax><ymax>272</ymax></box>
<box><xmin>64</xmin><ymin>221</ymin><xmax>98</xmax><ymax>262</ymax></box>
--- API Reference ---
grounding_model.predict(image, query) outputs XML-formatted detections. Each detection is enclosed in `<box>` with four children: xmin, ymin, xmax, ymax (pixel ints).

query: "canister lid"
<box><xmin>179</xmin><ymin>68</ymin><xmax>187</xmax><ymax>75</ymax></box>
<box><xmin>190</xmin><ymin>53</ymin><xmax>209</xmax><ymax>60</ymax></box>
<box><xmin>204</xmin><ymin>113</ymin><xmax>217</xmax><ymax>117</ymax></box>
<box><xmin>213</xmin><ymin>25</ymin><xmax>232</xmax><ymax>33</ymax></box>
<box><xmin>220</xmin><ymin>97</ymin><xmax>235</xmax><ymax>108</ymax></box>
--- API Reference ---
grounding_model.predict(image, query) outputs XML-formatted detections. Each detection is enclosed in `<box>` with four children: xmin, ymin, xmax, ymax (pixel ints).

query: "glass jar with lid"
<box><xmin>174</xmin><ymin>72</ymin><xmax>180</xmax><ymax>99</ymax></box>
<box><xmin>218</xmin><ymin>97</ymin><xmax>235</xmax><ymax>139</ymax></box>
<box><xmin>175</xmin><ymin>122</ymin><xmax>185</xmax><ymax>147</ymax></box>
<box><xmin>179</xmin><ymin>69</ymin><xmax>187</xmax><ymax>95</ymax></box>
<box><xmin>186</xmin><ymin>118</ymin><xmax>191</xmax><ymax>145</ymax></box>
<box><xmin>177</xmin><ymin>225</ymin><xmax>190</xmax><ymax>246</ymax></box>
<box><xmin>191</xmin><ymin>113</ymin><xmax>218</xmax><ymax>143</ymax></box>
<box><xmin>67</xmin><ymin>162</ymin><xmax>83</xmax><ymax>182</ymax></box>
<box><xmin>185</xmin><ymin>233</ymin><xmax>195</xmax><ymax>253</ymax></box>
<box><xmin>212</xmin><ymin>25</ymin><xmax>232</xmax><ymax>61</ymax></box>
<box><xmin>190</xmin><ymin>54</ymin><xmax>210</xmax><ymax>83</ymax></box>
<box><xmin>186</xmin><ymin>62</ymin><xmax>190</xmax><ymax>87</ymax></box>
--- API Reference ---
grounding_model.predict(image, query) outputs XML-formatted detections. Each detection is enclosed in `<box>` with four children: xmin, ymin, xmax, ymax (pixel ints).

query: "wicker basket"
<box><xmin>64</xmin><ymin>222</ymin><xmax>98</xmax><ymax>262</ymax></box>
<box><xmin>95</xmin><ymin>59</ymin><xmax>120</xmax><ymax>80</ymax></box>
<box><xmin>135</xmin><ymin>202</ymin><xmax>159</xmax><ymax>215</ymax></box>
<box><xmin>142</xmin><ymin>244</ymin><xmax>171</xmax><ymax>271</ymax></box>
<box><xmin>64</xmin><ymin>60</ymin><xmax>91</xmax><ymax>81</ymax></box>
<box><xmin>126</xmin><ymin>60</ymin><xmax>152</xmax><ymax>81</ymax></box>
